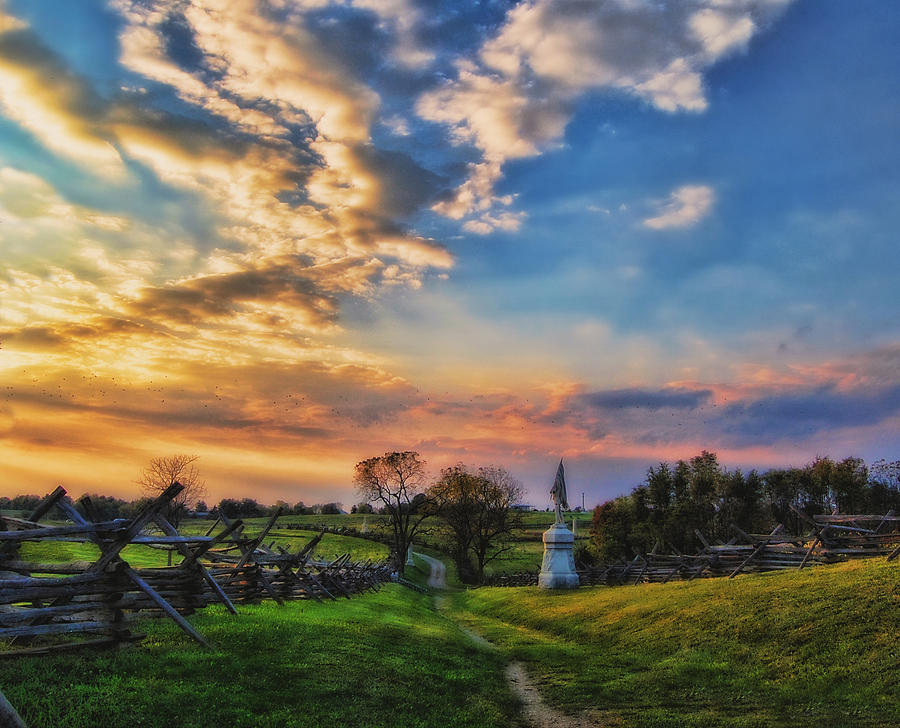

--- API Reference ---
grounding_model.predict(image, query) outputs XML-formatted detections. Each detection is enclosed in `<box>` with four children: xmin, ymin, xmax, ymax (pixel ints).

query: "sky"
<box><xmin>1</xmin><ymin>0</ymin><xmax>898</xmax><ymax>509</ymax></box>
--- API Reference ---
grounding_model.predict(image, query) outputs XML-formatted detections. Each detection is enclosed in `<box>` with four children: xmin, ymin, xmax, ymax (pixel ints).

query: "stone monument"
<box><xmin>406</xmin><ymin>544</ymin><xmax>415</xmax><ymax>568</ymax></box>
<box><xmin>538</xmin><ymin>459</ymin><xmax>580</xmax><ymax>589</ymax></box>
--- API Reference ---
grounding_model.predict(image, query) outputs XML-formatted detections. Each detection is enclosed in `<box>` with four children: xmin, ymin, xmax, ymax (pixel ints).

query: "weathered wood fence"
<box><xmin>486</xmin><ymin>511</ymin><xmax>900</xmax><ymax>587</ymax></box>
<box><xmin>0</xmin><ymin>486</ymin><xmax>394</xmax><ymax>658</ymax></box>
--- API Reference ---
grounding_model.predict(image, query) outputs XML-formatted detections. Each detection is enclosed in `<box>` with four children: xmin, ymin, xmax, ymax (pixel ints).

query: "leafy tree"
<box><xmin>216</xmin><ymin>498</ymin><xmax>241</xmax><ymax>519</ymax></box>
<box><xmin>0</xmin><ymin>495</ymin><xmax>42</xmax><ymax>515</ymax></box>
<box><xmin>712</xmin><ymin>469</ymin><xmax>764</xmax><ymax>542</ymax></box>
<box><xmin>590</xmin><ymin>498</ymin><xmax>635</xmax><ymax>561</ymax></box>
<box><xmin>354</xmin><ymin>451</ymin><xmax>431</xmax><ymax>575</ymax></box>
<box><xmin>239</xmin><ymin>498</ymin><xmax>263</xmax><ymax>517</ymax></box>
<box><xmin>137</xmin><ymin>454</ymin><xmax>207</xmax><ymax>527</ymax></box>
<box><xmin>216</xmin><ymin>497</ymin><xmax>263</xmax><ymax>518</ymax></box>
<box><xmin>869</xmin><ymin>459</ymin><xmax>900</xmax><ymax>512</ymax></box>
<box><xmin>828</xmin><ymin>457</ymin><xmax>869</xmax><ymax>513</ymax></box>
<box><xmin>430</xmin><ymin>463</ymin><xmax>522</xmax><ymax>583</ymax></box>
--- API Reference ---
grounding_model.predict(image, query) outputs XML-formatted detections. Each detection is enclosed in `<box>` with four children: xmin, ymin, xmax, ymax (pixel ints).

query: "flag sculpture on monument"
<box><xmin>538</xmin><ymin>460</ymin><xmax>580</xmax><ymax>589</ymax></box>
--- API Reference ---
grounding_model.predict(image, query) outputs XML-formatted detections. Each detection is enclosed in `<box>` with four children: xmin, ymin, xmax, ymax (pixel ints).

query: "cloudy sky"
<box><xmin>1</xmin><ymin>0</ymin><xmax>898</xmax><ymax>507</ymax></box>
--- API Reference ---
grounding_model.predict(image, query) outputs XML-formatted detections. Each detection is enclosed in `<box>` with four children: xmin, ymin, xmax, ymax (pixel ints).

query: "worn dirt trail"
<box><xmin>413</xmin><ymin>551</ymin><xmax>447</xmax><ymax>588</ymax></box>
<box><xmin>505</xmin><ymin>662</ymin><xmax>606</xmax><ymax>728</ymax></box>
<box><xmin>420</xmin><ymin>553</ymin><xmax>606</xmax><ymax>727</ymax></box>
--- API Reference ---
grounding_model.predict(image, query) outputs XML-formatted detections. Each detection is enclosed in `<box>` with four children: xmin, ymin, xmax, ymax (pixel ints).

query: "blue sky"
<box><xmin>0</xmin><ymin>0</ymin><xmax>898</xmax><ymax>506</ymax></box>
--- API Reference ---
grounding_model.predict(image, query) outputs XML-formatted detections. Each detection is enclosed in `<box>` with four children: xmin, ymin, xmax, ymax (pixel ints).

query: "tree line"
<box><xmin>589</xmin><ymin>452</ymin><xmax>900</xmax><ymax>562</ymax></box>
<box><xmin>1</xmin><ymin>449</ymin><xmax>525</xmax><ymax>585</ymax></box>
<box><xmin>0</xmin><ymin>493</ymin><xmax>347</xmax><ymax>521</ymax></box>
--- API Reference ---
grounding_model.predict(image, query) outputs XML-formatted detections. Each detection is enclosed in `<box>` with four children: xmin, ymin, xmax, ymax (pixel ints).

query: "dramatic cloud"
<box><xmin>643</xmin><ymin>184</ymin><xmax>716</xmax><ymax>229</ymax></box>
<box><xmin>718</xmin><ymin>385</ymin><xmax>900</xmax><ymax>441</ymax></box>
<box><xmin>1</xmin><ymin>1</ymin><xmax>896</xmax><ymax>508</ymax></box>
<box><xmin>0</xmin><ymin>14</ymin><xmax>126</xmax><ymax>176</ymax></box>
<box><xmin>418</xmin><ymin>0</ymin><xmax>791</xmax><ymax>231</ymax></box>
<box><xmin>582</xmin><ymin>387</ymin><xmax>713</xmax><ymax>410</ymax></box>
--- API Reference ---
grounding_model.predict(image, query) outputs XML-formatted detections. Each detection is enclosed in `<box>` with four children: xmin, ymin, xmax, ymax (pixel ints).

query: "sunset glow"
<box><xmin>1</xmin><ymin>0</ymin><xmax>898</xmax><ymax>506</ymax></box>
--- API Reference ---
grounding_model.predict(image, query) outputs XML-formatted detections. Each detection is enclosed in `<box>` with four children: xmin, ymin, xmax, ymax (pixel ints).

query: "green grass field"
<box><xmin>3</xmin><ymin>541</ymin><xmax>898</xmax><ymax>726</ymax></box>
<box><xmin>17</xmin><ymin>523</ymin><xmax>389</xmax><ymax>569</ymax></box>
<box><xmin>252</xmin><ymin>510</ymin><xmax>592</xmax><ymax>575</ymax></box>
<box><xmin>5</xmin><ymin>508</ymin><xmax>590</xmax><ymax>575</ymax></box>
<box><xmin>2</xmin><ymin>586</ymin><xmax>518</xmax><ymax>728</ymax></box>
<box><xmin>449</xmin><ymin>557</ymin><xmax>900</xmax><ymax>727</ymax></box>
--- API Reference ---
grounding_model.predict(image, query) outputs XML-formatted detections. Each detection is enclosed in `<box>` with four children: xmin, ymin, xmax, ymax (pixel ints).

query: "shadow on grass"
<box><xmin>3</xmin><ymin>586</ymin><xmax>521</xmax><ymax>728</ymax></box>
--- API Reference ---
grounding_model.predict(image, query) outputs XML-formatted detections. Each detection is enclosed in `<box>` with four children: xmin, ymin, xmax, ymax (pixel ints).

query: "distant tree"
<box><xmin>590</xmin><ymin>452</ymin><xmax>771</xmax><ymax>560</ymax></box>
<box><xmin>590</xmin><ymin>497</ymin><xmax>643</xmax><ymax>561</ymax></box>
<box><xmin>215</xmin><ymin>497</ymin><xmax>263</xmax><ymax>518</ymax></box>
<box><xmin>74</xmin><ymin>494</ymin><xmax>130</xmax><ymax>521</ymax></box>
<box><xmin>712</xmin><ymin>469</ymin><xmax>764</xmax><ymax>542</ymax></box>
<box><xmin>6</xmin><ymin>495</ymin><xmax>42</xmax><ymax>515</ymax></box>
<box><xmin>239</xmin><ymin>498</ymin><xmax>263</xmax><ymax>517</ymax></box>
<box><xmin>351</xmin><ymin>502</ymin><xmax>374</xmax><ymax>515</ymax></box>
<box><xmin>319</xmin><ymin>502</ymin><xmax>342</xmax><ymax>515</ymax></box>
<box><xmin>354</xmin><ymin>451</ymin><xmax>431</xmax><ymax>575</ymax></box>
<box><xmin>869</xmin><ymin>459</ymin><xmax>900</xmax><ymax>512</ymax></box>
<box><xmin>871</xmin><ymin>459</ymin><xmax>900</xmax><ymax>489</ymax></box>
<box><xmin>137</xmin><ymin>454</ymin><xmax>207</xmax><ymax>527</ymax></box>
<box><xmin>268</xmin><ymin>500</ymin><xmax>291</xmax><ymax>517</ymax></box>
<box><xmin>826</xmin><ymin>457</ymin><xmax>869</xmax><ymax>513</ymax></box>
<box><xmin>122</xmin><ymin>496</ymin><xmax>154</xmax><ymax>520</ymax></box>
<box><xmin>194</xmin><ymin>500</ymin><xmax>209</xmax><ymax>514</ymax></box>
<box><xmin>292</xmin><ymin>501</ymin><xmax>310</xmax><ymax>515</ymax></box>
<box><xmin>430</xmin><ymin>463</ymin><xmax>522</xmax><ymax>583</ymax></box>
<box><xmin>217</xmin><ymin>498</ymin><xmax>241</xmax><ymax>519</ymax></box>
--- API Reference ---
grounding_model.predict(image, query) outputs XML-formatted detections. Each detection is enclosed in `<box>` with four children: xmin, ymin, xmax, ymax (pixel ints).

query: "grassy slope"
<box><xmin>2</xmin><ymin>586</ymin><xmax>519</xmax><ymax>728</ymax></box>
<box><xmin>452</xmin><ymin>558</ymin><xmax>900</xmax><ymax>728</ymax></box>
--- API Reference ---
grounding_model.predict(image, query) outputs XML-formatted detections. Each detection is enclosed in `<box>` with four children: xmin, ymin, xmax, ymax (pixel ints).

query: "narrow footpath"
<box><xmin>413</xmin><ymin>552</ymin><xmax>447</xmax><ymax>589</ymax></box>
<box><xmin>413</xmin><ymin>552</ymin><xmax>604</xmax><ymax>728</ymax></box>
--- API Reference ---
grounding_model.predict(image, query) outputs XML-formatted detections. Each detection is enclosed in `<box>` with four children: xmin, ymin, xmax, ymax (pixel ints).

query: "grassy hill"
<box><xmin>449</xmin><ymin>557</ymin><xmax>900</xmax><ymax>727</ymax></box>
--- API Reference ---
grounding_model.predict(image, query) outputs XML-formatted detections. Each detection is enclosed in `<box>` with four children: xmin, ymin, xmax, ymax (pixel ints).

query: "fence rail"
<box><xmin>0</xmin><ymin>486</ymin><xmax>395</xmax><ymax>658</ymax></box>
<box><xmin>484</xmin><ymin>511</ymin><xmax>900</xmax><ymax>587</ymax></box>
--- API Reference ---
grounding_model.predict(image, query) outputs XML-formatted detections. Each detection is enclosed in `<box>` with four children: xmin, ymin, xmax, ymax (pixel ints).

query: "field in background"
<box><xmin>3</xmin><ymin>508</ymin><xmax>590</xmax><ymax>575</ymax></box>
<box><xmin>19</xmin><ymin>523</ymin><xmax>389</xmax><ymax>569</ymax></box>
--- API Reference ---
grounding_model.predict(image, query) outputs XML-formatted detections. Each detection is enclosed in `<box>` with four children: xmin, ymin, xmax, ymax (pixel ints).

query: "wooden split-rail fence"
<box><xmin>486</xmin><ymin>510</ymin><xmax>900</xmax><ymax>587</ymax></box>
<box><xmin>0</xmin><ymin>485</ymin><xmax>394</xmax><ymax>658</ymax></box>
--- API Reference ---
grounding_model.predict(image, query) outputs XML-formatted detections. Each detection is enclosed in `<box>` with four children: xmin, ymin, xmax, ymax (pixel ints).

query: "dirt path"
<box><xmin>505</xmin><ymin>662</ymin><xmax>605</xmax><ymax>728</ymax></box>
<box><xmin>414</xmin><ymin>552</ymin><xmax>447</xmax><ymax>589</ymax></box>
<box><xmin>423</xmin><ymin>555</ymin><xmax>604</xmax><ymax>727</ymax></box>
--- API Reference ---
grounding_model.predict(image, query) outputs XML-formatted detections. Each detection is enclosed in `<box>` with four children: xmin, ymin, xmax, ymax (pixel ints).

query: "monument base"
<box><xmin>538</xmin><ymin>522</ymin><xmax>580</xmax><ymax>589</ymax></box>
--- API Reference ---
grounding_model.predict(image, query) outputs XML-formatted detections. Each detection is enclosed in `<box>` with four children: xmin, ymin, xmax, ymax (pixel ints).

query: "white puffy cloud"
<box><xmin>418</xmin><ymin>0</ymin><xmax>793</xmax><ymax>231</ymax></box>
<box><xmin>643</xmin><ymin>184</ymin><xmax>716</xmax><ymax>229</ymax></box>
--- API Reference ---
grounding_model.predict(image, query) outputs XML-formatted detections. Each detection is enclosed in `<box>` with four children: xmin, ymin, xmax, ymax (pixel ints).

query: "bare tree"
<box><xmin>354</xmin><ymin>451</ymin><xmax>431</xmax><ymax>575</ymax></box>
<box><xmin>431</xmin><ymin>463</ymin><xmax>522</xmax><ymax>583</ymax></box>
<box><xmin>138</xmin><ymin>454</ymin><xmax>207</xmax><ymax>527</ymax></box>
